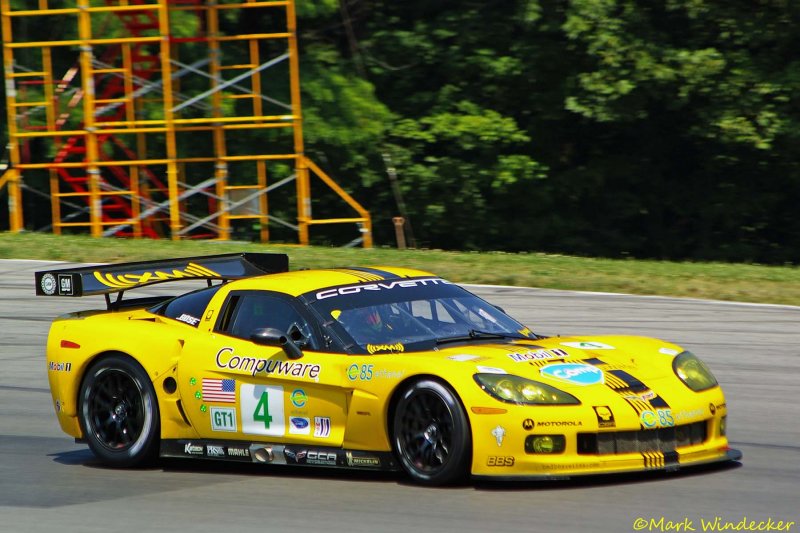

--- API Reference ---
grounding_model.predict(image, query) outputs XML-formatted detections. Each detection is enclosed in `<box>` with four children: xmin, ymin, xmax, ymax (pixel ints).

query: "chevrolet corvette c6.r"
<box><xmin>37</xmin><ymin>253</ymin><xmax>741</xmax><ymax>484</ymax></box>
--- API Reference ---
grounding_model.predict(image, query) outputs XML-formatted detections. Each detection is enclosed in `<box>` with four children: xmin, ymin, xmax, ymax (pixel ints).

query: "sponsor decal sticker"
<box><xmin>40</xmin><ymin>274</ymin><xmax>57</xmax><ymax>295</ymax></box>
<box><xmin>291</xmin><ymin>388</ymin><xmax>307</xmax><ymax>408</ymax></box>
<box><xmin>202</xmin><ymin>378</ymin><xmax>236</xmax><ymax>403</ymax></box>
<box><xmin>366</xmin><ymin>342</ymin><xmax>404</xmax><ymax>354</ymax></box>
<box><xmin>373</xmin><ymin>368</ymin><xmax>405</xmax><ymax>379</ymax></box>
<box><xmin>507</xmin><ymin>348</ymin><xmax>568</xmax><ymax>362</ymax></box>
<box><xmin>48</xmin><ymin>361</ymin><xmax>72</xmax><ymax>372</ymax></box>
<box><xmin>522</xmin><ymin>418</ymin><xmax>534</xmax><ymax>431</ymax></box>
<box><xmin>491</xmin><ymin>425</ymin><xmax>506</xmax><ymax>447</ymax></box>
<box><xmin>347</xmin><ymin>363</ymin><xmax>372</xmax><ymax>381</ymax></box>
<box><xmin>673</xmin><ymin>408</ymin><xmax>704</xmax><ymax>423</ymax></box>
<box><xmin>540</xmin><ymin>363</ymin><xmax>604</xmax><ymax>386</ymax></box>
<box><xmin>623</xmin><ymin>390</ymin><xmax>656</xmax><ymax>402</ymax></box>
<box><xmin>93</xmin><ymin>263</ymin><xmax>220</xmax><ymax>289</ymax></box>
<box><xmin>346</xmin><ymin>452</ymin><xmax>381</xmax><ymax>468</ymax></box>
<box><xmin>285</xmin><ymin>448</ymin><xmax>337</xmax><ymax>466</ymax></box>
<box><xmin>476</xmin><ymin>366</ymin><xmax>507</xmax><ymax>374</ymax></box>
<box><xmin>641</xmin><ymin>409</ymin><xmax>675</xmax><ymax>428</ymax></box>
<box><xmin>305</xmin><ymin>450</ymin><xmax>337</xmax><ymax>466</ymax></box>
<box><xmin>537</xmin><ymin>420</ymin><xmax>583</xmax><ymax>427</ymax></box>
<box><xmin>593</xmin><ymin>406</ymin><xmax>616</xmax><ymax>428</ymax></box>
<box><xmin>177</xmin><ymin>313</ymin><xmax>200</xmax><ymax>326</ymax></box>
<box><xmin>533</xmin><ymin>462</ymin><xmax>599</xmax><ymax>472</ymax></box>
<box><xmin>206</xmin><ymin>445</ymin><xmax>225</xmax><ymax>457</ymax></box>
<box><xmin>561</xmin><ymin>341</ymin><xmax>615</xmax><ymax>350</ymax></box>
<box><xmin>487</xmin><ymin>456</ymin><xmax>515</xmax><ymax>467</ymax></box>
<box><xmin>184</xmin><ymin>443</ymin><xmax>204</xmax><ymax>456</ymax></box>
<box><xmin>216</xmin><ymin>347</ymin><xmax>320</xmax><ymax>380</ymax></box>
<box><xmin>447</xmin><ymin>354</ymin><xmax>482</xmax><ymax>362</ymax></box>
<box><xmin>347</xmin><ymin>364</ymin><xmax>403</xmax><ymax>380</ymax></box>
<box><xmin>289</xmin><ymin>417</ymin><xmax>311</xmax><ymax>435</ymax></box>
<box><xmin>58</xmin><ymin>275</ymin><xmax>73</xmax><ymax>295</ymax></box>
<box><xmin>210</xmin><ymin>407</ymin><xmax>237</xmax><ymax>432</ymax></box>
<box><xmin>227</xmin><ymin>447</ymin><xmax>250</xmax><ymax>458</ymax></box>
<box><xmin>314</xmin><ymin>417</ymin><xmax>331</xmax><ymax>438</ymax></box>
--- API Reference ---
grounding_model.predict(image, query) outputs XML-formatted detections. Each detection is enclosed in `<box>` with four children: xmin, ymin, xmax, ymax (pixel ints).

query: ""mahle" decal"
<box><xmin>94</xmin><ymin>263</ymin><xmax>220</xmax><ymax>289</ymax></box>
<box><xmin>215</xmin><ymin>347</ymin><xmax>321</xmax><ymax>379</ymax></box>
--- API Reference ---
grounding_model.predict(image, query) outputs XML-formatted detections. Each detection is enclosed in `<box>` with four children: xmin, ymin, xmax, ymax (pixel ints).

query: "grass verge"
<box><xmin>1</xmin><ymin>232</ymin><xmax>798</xmax><ymax>306</ymax></box>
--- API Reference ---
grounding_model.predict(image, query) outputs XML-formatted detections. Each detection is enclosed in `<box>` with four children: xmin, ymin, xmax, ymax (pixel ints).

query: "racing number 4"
<box><xmin>253</xmin><ymin>391</ymin><xmax>273</xmax><ymax>429</ymax></box>
<box><xmin>241</xmin><ymin>384</ymin><xmax>285</xmax><ymax>436</ymax></box>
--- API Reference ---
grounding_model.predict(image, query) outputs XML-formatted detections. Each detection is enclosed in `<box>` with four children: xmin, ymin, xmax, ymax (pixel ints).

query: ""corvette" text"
<box><xmin>315</xmin><ymin>278</ymin><xmax>451</xmax><ymax>300</ymax></box>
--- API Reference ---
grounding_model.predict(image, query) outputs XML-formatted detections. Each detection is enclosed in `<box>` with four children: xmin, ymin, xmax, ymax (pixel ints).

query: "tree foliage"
<box><xmin>2</xmin><ymin>0</ymin><xmax>798</xmax><ymax>262</ymax></box>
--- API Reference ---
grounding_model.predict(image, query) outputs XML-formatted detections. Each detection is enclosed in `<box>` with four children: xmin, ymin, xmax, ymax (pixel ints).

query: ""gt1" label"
<box><xmin>210</xmin><ymin>407</ymin><xmax>237</xmax><ymax>432</ymax></box>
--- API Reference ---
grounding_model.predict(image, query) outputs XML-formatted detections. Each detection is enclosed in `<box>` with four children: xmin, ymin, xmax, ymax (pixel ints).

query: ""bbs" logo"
<box><xmin>487</xmin><ymin>456</ymin><xmax>515</xmax><ymax>467</ymax></box>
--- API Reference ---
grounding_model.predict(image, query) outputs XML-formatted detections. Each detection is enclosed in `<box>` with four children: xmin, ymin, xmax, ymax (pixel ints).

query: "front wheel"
<box><xmin>392</xmin><ymin>379</ymin><xmax>471</xmax><ymax>485</ymax></box>
<box><xmin>78</xmin><ymin>355</ymin><xmax>160</xmax><ymax>467</ymax></box>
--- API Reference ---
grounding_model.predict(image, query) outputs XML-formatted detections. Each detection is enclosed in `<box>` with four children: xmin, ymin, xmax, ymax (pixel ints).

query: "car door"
<box><xmin>176</xmin><ymin>290</ymin><xmax>350</xmax><ymax>448</ymax></box>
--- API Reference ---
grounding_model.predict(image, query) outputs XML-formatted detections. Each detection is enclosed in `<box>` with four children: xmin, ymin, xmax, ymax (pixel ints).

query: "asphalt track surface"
<box><xmin>1</xmin><ymin>258</ymin><xmax>798</xmax><ymax>533</ymax></box>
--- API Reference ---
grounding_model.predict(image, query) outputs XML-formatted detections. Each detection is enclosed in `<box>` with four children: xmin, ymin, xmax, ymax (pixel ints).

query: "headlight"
<box><xmin>474</xmin><ymin>374</ymin><xmax>580</xmax><ymax>405</ymax></box>
<box><xmin>673</xmin><ymin>351</ymin><xmax>718</xmax><ymax>392</ymax></box>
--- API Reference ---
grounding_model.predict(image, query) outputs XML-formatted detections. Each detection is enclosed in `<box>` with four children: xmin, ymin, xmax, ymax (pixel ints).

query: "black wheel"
<box><xmin>392</xmin><ymin>379</ymin><xmax>471</xmax><ymax>485</ymax></box>
<box><xmin>78</xmin><ymin>355</ymin><xmax>160</xmax><ymax>467</ymax></box>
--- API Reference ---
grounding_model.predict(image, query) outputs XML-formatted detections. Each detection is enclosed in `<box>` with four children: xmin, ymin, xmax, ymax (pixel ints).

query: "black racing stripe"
<box><xmin>604</xmin><ymin>373</ymin><xmax>630</xmax><ymax>390</ymax></box>
<box><xmin>608</xmin><ymin>370</ymin><xmax>648</xmax><ymax>392</ymax></box>
<box><xmin>642</xmin><ymin>451</ymin><xmax>665</xmax><ymax>469</ymax></box>
<box><xmin>528</xmin><ymin>359</ymin><xmax>567</xmax><ymax>368</ymax></box>
<box><xmin>624</xmin><ymin>398</ymin><xmax>650</xmax><ymax>415</ymax></box>
<box><xmin>332</xmin><ymin>268</ymin><xmax>383</xmax><ymax>282</ymax></box>
<box><xmin>345</xmin><ymin>267</ymin><xmax>402</xmax><ymax>280</ymax></box>
<box><xmin>604</xmin><ymin>369</ymin><xmax>671</xmax><ymax>409</ymax></box>
<box><xmin>664</xmin><ymin>450</ymin><xmax>679</xmax><ymax>467</ymax></box>
<box><xmin>580</xmin><ymin>359</ymin><xmax>670</xmax><ymax>420</ymax></box>
<box><xmin>648</xmin><ymin>395</ymin><xmax>670</xmax><ymax>408</ymax></box>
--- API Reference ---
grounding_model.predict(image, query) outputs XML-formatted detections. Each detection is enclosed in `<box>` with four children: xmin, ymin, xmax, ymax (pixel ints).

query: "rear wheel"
<box><xmin>392</xmin><ymin>379</ymin><xmax>470</xmax><ymax>485</ymax></box>
<box><xmin>78</xmin><ymin>355</ymin><xmax>159</xmax><ymax>467</ymax></box>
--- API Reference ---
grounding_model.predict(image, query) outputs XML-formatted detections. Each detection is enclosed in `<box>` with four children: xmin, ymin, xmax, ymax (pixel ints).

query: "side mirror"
<box><xmin>250</xmin><ymin>327</ymin><xmax>303</xmax><ymax>360</ymax></box>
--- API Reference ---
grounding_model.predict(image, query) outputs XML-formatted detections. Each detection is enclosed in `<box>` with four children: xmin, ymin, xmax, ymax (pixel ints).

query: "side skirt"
<box><xmin>161</xmin><ymin>439</ymin><xmax>400</xmax><ymax>471</ymax></box>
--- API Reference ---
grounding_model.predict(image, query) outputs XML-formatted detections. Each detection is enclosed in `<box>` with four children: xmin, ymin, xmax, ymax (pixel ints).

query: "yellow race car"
<box><xmin>37</xmin><ymin>253</ymin><xmax>741</xmax><ymax>484</ymax></box>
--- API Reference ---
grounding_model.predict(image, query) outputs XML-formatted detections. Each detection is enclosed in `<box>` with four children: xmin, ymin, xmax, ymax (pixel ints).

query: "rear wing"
<box><xmin>35</xmin><ymin>252</ymin><xmax>288</xmax><ymax>298</ymax></box>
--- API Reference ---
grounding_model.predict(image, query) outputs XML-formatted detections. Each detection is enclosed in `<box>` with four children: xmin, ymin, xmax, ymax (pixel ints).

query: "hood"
<box><xmin>435</xmin><ymin>334</ymin><xmax>685</xmax><ymax>392</ymax></box>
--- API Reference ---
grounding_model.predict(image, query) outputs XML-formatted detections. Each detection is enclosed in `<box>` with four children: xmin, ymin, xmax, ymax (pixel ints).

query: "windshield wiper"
<box><xmin>435</xmin><ymin>329</ymin><xmax>523</xmax><ymax>346</ymax></box>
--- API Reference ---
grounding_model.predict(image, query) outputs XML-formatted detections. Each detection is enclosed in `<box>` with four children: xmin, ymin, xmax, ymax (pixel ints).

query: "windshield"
<box><xmin>306</xmin><ymin>278</ymin><xmax>536</xmax><ymax>353</ymax></box>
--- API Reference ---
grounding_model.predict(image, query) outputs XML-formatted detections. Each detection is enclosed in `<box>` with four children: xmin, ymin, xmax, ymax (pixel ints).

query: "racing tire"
<box><xmin>392</xmin><ymin>379</ymin><xmax>471</xmax><ymax>485</ymax></box>
<box><xmin>78</xmin><ymin>355</ymin><xmax>160</xmax><ymax>467</ymax></box>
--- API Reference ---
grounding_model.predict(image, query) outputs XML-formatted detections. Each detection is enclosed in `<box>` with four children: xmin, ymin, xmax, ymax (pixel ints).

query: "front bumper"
<box><xmin>472</xmin><ymin>447</ymin><xmax>742</xmax><ymax>481</ymax></box>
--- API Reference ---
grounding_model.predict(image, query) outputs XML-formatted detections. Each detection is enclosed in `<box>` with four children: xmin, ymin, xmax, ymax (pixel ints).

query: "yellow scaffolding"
<box><xmin>0</xmin><ymin>0</ymin><xmax>372</xmax><ymax>247</ymax></box>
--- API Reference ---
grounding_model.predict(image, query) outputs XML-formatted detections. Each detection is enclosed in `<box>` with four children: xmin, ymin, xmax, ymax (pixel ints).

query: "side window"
<box><xmin>153</xmin><ymin>285</ymin><xmax>222</xmax><ymax>327</ymax></box>
<box><xmin>218</xmin><ymin>292</ymin><xmax>316</xmax><ymax>347</ymax></box>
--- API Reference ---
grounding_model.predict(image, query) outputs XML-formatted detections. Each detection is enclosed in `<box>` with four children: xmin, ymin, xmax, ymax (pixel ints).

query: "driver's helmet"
<box><xmin>337</xmin><ymin>306</ymin><xmax>383</xmax><ymax>339</ymax></box>
<box><xmin>352</xmin><ymin>307</ymin><xmax>383</xmax><ymax>333</ymax></box>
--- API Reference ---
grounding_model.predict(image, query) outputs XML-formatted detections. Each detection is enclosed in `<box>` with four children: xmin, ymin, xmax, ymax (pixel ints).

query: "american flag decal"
<box><xmin>202</xmin><ymin>378</ymin><xmax>236</xmax><ymax>403</ymax></box>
